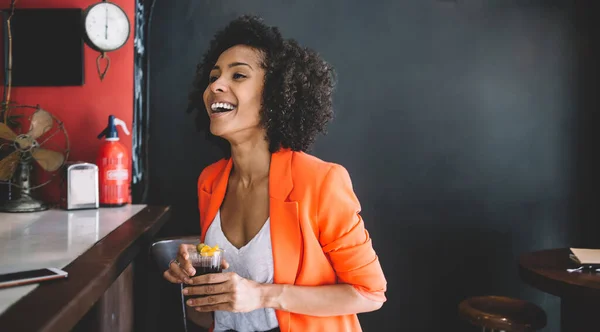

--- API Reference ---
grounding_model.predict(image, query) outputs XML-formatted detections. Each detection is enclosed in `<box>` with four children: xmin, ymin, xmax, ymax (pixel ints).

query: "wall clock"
<box><xmin>82</xmin><ymin>0</ymin><xmax>131</xmax><ymax>80</ymax></box>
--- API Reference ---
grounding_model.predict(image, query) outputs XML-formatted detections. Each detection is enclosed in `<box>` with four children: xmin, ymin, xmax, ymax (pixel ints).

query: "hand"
<box><xmin>163</xmin><ymin>243</ymin><xmax>196</xmax><ymax>284</ymax></box>
<box><xmin>163</xmin><ymin>244</ymin><xmax>229</xmax><ymax>284</ymax></box>
<box><xmin>183</xmin><ymin>272</ymin><xmax>263</xmax><ymax>313</ymax></box>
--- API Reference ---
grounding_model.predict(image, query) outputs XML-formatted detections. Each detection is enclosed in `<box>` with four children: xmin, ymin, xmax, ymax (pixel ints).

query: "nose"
<box><xmin>209</xmin><ymin>77</ymin><xmax>228</xmax><ymax>93</ymax></box>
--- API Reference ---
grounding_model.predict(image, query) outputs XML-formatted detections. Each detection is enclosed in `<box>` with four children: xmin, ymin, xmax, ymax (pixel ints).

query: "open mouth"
<box><xmin>210</xmin><ymin>102</ymin><xmax>236</xmax><ymax>113</ymax></box>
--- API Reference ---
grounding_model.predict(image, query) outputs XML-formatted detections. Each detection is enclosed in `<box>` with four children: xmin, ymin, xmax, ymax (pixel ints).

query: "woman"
<box><xmin>163</xmin><ymin>15</ymin><xmax>387</xmax><ymax>332</ymax></box>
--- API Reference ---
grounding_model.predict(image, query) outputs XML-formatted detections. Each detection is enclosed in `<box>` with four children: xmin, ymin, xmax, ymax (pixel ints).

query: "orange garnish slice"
<box><xmin>197</xmin><ymin>243</ymin><xmax>221</xmax><ymax>256</ymax></box>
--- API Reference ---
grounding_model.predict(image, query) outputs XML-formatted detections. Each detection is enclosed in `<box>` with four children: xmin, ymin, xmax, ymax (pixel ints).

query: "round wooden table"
<box><xmin>519</xmin><ymin>248</ymin><xmax>600</xmax><ymax>331</ymax></box>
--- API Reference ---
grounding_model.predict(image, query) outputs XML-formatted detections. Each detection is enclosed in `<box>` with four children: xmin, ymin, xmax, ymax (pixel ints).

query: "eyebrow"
<box><xmin>212</xmin><ymin>62</ymin><xmax>253</xmax><ymax>71</ymax></box>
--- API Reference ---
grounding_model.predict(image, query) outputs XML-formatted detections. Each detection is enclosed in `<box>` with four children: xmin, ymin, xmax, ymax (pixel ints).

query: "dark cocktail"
<box><xmin>183</xmin><ymin>243</ymin><xmax>224</xmax><ymax>330</ymax></box>
<box><xmin>188</xmin><ymin>243</ymin><xmax>223</xmax><ymax>276</ymax></box>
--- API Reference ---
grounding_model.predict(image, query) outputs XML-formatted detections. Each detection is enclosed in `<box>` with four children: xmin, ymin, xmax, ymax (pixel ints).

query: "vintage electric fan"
<box><xmin>0</xmin><ymin>105</ymin><xmax>70</xmax><ymax>212</ymax></box>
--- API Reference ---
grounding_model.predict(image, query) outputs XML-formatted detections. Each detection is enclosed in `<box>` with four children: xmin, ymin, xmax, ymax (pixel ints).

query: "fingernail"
<box><xmin>187</xmin><ymin>300</ymin><xmax>193</xmax><ymax>305</ymax></box>
<box><xmin>182</xmin><ymin>288</ymin><xmax>188</xmax><ymax>295</ymax></box>
<box><xmin>189</xmin><ymin>269</ymin><xmax>195</xmax><ymax>275</ymax></box>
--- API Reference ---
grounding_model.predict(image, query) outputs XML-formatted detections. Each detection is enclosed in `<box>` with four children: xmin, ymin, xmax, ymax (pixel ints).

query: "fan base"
<box><xmin>0</xmin><ymin>196</ymin><xmax>48</xmax><ymax>213</ymax></box>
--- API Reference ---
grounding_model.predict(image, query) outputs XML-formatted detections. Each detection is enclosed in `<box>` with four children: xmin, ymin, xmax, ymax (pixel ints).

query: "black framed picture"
<box><xmin>2</xmin><ymin>8</ymin><xmax>84</xmax><ymax>87</ymax></box>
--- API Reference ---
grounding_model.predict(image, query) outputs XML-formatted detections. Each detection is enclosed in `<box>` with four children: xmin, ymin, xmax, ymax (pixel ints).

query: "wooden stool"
<box><xmin>458</xmin><ymin>296</ymin><xmax>547</xmax><ymax>332</ymax></box>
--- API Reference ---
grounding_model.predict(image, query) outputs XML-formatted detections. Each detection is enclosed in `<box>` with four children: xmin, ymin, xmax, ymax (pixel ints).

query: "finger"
<box><xmin>170</xmin><ymin>260</ymin><xmax>192</xmax><ymax>283</ymax></box>
<box><xmin>177</xmin><ymin>254</ymin><xmax>196</xmax><ymax>277</ymax></box>
<box><xmin>190</xmin><ymin>271</ymin><xmax>234</xmax><ymax>285</ymax></box>
<box><xmin>186</xmin><ymin>293</ymin><xmax>230</xmax><ymax>307</ymax></box>
<box><xmin>183</xmin><ymin>280</ymin><xmax>232</xmax><ymax>296</ymax></box>
<box><xmin>163</xmin><ymin>269</ymin><xmax>180</xmax><ymax>283</ymax></box>
<box><xmin>177</xmin><ymin>245</ymin><xmax>196</xmax><ymax>276</ymax></box>
<box><xmin>178</xmin><ymin>244</ymin><xmax>192</xmax><ymax>259</ymax></box>
<box><xmin>221</xmin><ymin>258</ymin><xmax>229</xmax><ymax>270</ymax></box>
<box><xmin>163</xmin><ymin>269</ymin><xmax>182</xmax><ymax>284</ymax></box>
<box><xmin>195</xmin><ymin>303</ymin><xmax>232</xmax><ymax>312</ymax></box>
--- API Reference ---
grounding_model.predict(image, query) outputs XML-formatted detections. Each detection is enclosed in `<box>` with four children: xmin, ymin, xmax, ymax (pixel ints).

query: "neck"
<box><xmin>229</xmin><ymin>135</ymin><xmax>271</xmax><ymax>187</ymax></box>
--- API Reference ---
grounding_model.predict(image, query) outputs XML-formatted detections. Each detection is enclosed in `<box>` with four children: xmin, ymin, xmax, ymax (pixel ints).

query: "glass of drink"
<box><xmin>181</xmin><ymin>244</ymin><xmax>223</xmax><ymax>331</ymax></box>
<box><xmin>187</xmin><ymin>244</ymin><xmax>224</xmax><ymax>276</ymax></box>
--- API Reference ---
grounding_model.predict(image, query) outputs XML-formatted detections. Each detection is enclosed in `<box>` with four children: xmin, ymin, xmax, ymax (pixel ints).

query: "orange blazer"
<box><xmin>198</xmin><ymin>148</ymin><xmax>387</xmax><ymax>332</ymax></box>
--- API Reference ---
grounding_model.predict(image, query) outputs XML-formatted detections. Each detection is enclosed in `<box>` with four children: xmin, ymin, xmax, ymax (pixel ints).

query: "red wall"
<box><xmin>0</xmin><ymin>0</ymin><xmax>134</xmax><ymax>204</ymax></box>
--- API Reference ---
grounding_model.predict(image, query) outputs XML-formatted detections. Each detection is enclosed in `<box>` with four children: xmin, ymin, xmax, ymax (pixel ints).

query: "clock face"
<box><xmin>84</xmin><ymin>3</ymin><xmax>130</xmax><ymax>52</ymax></box>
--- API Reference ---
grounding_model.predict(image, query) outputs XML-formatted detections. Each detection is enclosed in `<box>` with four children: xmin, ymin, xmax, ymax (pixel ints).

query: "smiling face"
<box><xmin>202</xmin><ymin>45</ymin><xmax>266</xmax><ymax>145</ymax></box>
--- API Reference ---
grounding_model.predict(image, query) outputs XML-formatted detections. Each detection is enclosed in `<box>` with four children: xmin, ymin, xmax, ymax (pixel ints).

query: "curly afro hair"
<box><xmin>187</xmin><ymin>15</ymin><xmax>336</xmax><ymax>154</ymax></box>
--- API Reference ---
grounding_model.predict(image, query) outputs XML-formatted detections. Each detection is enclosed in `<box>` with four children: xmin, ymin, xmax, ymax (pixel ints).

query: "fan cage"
<box><xmin>0</xmin><ymin>103</ymin><xmax>70</xmax><ymax>191</ymax></box>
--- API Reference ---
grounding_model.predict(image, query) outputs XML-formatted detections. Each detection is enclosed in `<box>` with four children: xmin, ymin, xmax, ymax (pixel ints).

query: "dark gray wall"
<box><xmin>148</xmin><ymin>1</ymin><xmax>600</xmax><ymax>330</ymax></box>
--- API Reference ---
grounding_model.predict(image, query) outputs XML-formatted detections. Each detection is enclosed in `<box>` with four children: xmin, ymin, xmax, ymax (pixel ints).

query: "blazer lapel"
<box><xmin>200</xmin><ymin>159</ymin><xmax>232</xmax><ymax>242</ymax></box>
<box><xmin>269</xmin><ymin>149</ymin><xmax>302</xmax><ymax>332</ymax></box>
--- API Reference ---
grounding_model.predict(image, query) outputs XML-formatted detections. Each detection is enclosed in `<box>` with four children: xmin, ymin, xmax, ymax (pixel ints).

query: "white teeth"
<box><xmin>211</xmin><ymin>102</ymin><xmax>235</xmax><ymax>111</ymax></box>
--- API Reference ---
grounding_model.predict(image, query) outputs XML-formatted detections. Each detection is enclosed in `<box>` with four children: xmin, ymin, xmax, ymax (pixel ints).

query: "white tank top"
<box><xmin>204</xmin><ymin>210</ymin><xmax>279</xmax><ymax>332</ymax></box>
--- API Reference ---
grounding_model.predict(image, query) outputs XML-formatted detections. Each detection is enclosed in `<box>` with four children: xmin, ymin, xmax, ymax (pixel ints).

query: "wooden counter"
<box><xmin>0</xmin><ymin>205</ymin><xmax>171</xmax><ymax>332</ymax></box>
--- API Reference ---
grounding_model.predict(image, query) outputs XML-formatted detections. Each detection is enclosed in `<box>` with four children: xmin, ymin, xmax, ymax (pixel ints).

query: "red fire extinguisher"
<box><xmin>97</xmin><ymin>115</ymin><xmax>131</xmax><ymax>206</ymax></box>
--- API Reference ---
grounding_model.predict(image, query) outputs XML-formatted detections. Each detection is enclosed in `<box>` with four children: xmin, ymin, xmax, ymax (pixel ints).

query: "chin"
<box><xmin>209</xmin><ymin>123</ymin><xmax>234</xmax><ymax>140</ymax></box>
<box><xmin>209</xmin><ymin>127</ymin><xmax>226</xmax><ymax>138</ymax></box>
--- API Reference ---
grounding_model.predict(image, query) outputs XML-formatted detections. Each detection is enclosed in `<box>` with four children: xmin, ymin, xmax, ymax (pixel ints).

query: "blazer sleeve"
<box><xmin>318</xmin><ymin>164</ymin><xmax>387</xmax><ymax>302</ymax></box>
